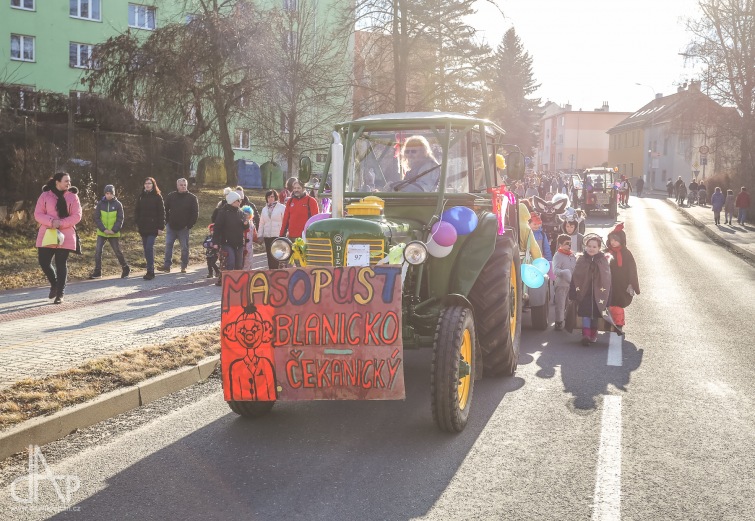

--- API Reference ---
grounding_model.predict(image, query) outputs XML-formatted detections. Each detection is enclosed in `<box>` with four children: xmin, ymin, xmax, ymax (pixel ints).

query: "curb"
<box><xmin>664</xmin><ymin>199</ymin><xmax>755</xmax><ymax>264</ymax></box>
<box><xmin>0</xmin><ymin>355</ymin><xmax>220</xmax><ymax>461</ymax></box>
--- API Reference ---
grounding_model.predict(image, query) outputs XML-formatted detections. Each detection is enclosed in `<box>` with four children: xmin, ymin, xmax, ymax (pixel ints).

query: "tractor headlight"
<box><xmin>403</xmin><ymin>241</ymin><xmax>428</xmax><ymax>265</ymax></box>
<box><xmin>271</xmin><ymin>238</ymin><xmax>293</xmax><ymax>262</ymax></box>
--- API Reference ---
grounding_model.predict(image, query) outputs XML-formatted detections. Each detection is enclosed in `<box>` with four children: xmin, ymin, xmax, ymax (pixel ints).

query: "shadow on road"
<box><xmin>52</xmin><ymin>349</ymin><xmax>525</xmax><ymax>521</ymax></box>
<box><xmin>531</xmin><ymin>334</ymin><xmax>643</xmax><ymax>412</ymax></box>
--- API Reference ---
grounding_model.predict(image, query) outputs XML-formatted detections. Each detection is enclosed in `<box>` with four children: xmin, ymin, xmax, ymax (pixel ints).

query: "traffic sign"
<box><xmin>701</xmin><ymin>157</ymin><xmax>708</xmax><ymax>166</ymax></box>
<box><xmin>699</xmin><ymin>145</ymin><xmax>710</xmax><ymax>154</ymax></box>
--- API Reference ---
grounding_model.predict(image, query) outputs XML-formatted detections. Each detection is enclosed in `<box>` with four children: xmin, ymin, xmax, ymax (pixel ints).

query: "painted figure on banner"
<box><xmin>223</xmin><ymin>304</ymin><xmax>276</xmax><ymax>401</ymax></box>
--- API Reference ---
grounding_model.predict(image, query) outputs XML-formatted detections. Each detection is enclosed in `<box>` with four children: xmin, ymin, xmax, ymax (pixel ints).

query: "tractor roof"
<box><xmin>337</xmin><ymin>112</ymin><xmax>505</xmax><ymax>134</ymax></box>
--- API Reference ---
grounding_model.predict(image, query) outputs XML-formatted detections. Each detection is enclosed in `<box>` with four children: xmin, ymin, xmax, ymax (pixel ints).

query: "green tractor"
<box><xmin>266</xmin><ymin>112</ymin><xmax>526</xmax><ymax>432</ymax></box>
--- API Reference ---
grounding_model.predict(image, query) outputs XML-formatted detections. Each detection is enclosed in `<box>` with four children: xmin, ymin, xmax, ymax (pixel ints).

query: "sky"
<box><xmin>471</xmin><ymin>0</ymin><xmax>704</xmax><ymax>113</ymax></box>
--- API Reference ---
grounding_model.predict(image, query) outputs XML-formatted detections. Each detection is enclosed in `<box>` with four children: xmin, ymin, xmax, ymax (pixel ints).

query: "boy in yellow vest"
<box><xmin>89</xmin><ymin>185</ymin><xmax>130</xmax><ymax>279</ymax></box>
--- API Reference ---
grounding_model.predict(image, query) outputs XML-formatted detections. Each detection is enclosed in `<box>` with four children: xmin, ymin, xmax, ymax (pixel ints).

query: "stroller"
<box><xmin>687</xmin><ymin>189</ymin><xmax>698</xmax><ymax>206</ymax></box>
<box><xmin>697</xmin><ymin>188</ymin><xmax>707</xmax><ymax>207</ymax></box>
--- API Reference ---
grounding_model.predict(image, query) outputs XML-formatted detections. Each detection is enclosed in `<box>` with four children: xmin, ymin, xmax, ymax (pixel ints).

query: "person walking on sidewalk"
<box><xmin>710</xmin><ymin>187</ymin><xmax>725</xmax><ymax>225</ymax></box>
<box><xmin>735</xmin><ymin>186</ymin><xmax>751</xmax><ymax>226</ymax></box>
<box><xmin>135</xmin><ymin>177</ymin><xmax>165</xmax><ymax>280</ymax></box>
<box><xmin>724</xmin><ymin>189</ymin><xmax>736</xmax><ymax>225</ymax></box>
<box><xmin>258</xmin><ymin>189</ymin><xmax>285</xmax><ymax>269</ymax></box>
<box><xmin>636</xmin><ymin>177</ymin><xmax>644</xmax><ymax>198</ymax></box>
<box><xmin>160</xmin><ymin>178</ymin><xmax>198</xmax><ymax>274</ymax></box>
<box><xmin>89</xmin><ymin>185</ymin><xmax>129</xmax><ymax>279</ymax></box>
<box><xmin>213</xmin><ymin>191</ymin><xmax>248</xmax><ymax>285</ymax></box>
<box><xmin>666</xmin><ymin>179</ymin><xmax>674</xmax><ymax>198</ymax></box>
<box><xmin>34</xmin><ymin>172</ymin><xmax>82</xmax><ymax>304</ymax></box>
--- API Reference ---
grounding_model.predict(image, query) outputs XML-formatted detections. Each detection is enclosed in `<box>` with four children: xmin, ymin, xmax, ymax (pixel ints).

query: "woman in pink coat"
<box><xmin>34</xmin><ymin>172</ymin><xmax>82</xmax><ymax>304</ymax></box>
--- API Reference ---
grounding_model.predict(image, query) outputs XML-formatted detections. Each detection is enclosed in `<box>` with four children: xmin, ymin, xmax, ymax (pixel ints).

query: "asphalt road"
<box><xmin>2</xmin><ymin>195</ymin><xmax>754</xmax><ymax>520</ymax></box>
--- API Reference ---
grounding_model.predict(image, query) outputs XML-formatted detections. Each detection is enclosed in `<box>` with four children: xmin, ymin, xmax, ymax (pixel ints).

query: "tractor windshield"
<box><xmin>345</xmin><ymin>130</ymin><xmax>471</xmax><ymax>194</ymax></box>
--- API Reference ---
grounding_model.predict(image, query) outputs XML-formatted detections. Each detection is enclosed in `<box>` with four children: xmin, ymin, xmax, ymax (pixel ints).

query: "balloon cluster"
<box><xmin>427</xmin><ymin>206</ymin><xmax>479</xmax><ymax>258</ymax></box>
<box><xmin>521</xmin><ymin>257</ymin><xmax>550</xmax><ymax>288</ymax></box>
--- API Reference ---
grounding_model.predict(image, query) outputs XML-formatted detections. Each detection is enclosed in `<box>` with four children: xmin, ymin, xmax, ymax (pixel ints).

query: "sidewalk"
<box><xmin>0</xmin><ymin>256</ymin><xmax>265</xmax><ymax>390</ymax></box>
<box><xmin>659</xmin><ymin>191</ymin><xmax>755</xmax><ymax>263</ymax></box>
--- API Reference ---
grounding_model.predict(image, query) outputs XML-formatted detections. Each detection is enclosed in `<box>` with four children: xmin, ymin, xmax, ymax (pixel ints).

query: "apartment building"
<box><xmin>536</xmin><ymin>101</ymin><xmax>631</xmax><ymax>174</ymax></box>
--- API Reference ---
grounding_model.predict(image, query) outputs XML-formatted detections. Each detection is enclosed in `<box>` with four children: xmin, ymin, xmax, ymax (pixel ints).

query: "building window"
<box><xmin>283</xmin><ymin>0</ymin><xmax>297</xmax><ymax>10</ymax></box>
<box><xmin>69</xmin><ymin>43</ymin><xmax>95</xmax><ymax>68</ymax></box>
<box><xmin>316</xmin><ymin>153</ymin><xmax>327</xmax><ymax>162</ymax></box>
<box><xmin>133</xmin><ymin>98</ymin><xmax>154</xmax><ymax>121</ymax></box>
<box><xmin>10</xmin><ymin>34</ymin><xmax>35</xmax><ymax>62</ymax></box>
<box><xmin>234</xmin><ymin>128</ymin><xmax>251</xmax><ymax>150</ymax></box>
<box><xmin>129</xmin><ymin>4</ymin><xmax>156</xmax><ymax>30</ymax></box>
<box><xmin>11</xmin><ymin>0</ymin><xmax>35</xmax><ymax>10</ymax></box>
<box><xmin>70</xmin><ymin>0</ymin><xmax>101</xmax><ymax>21</ymax></box>
<box><xmin>284</xmin><ymin>31</ymin><xmax>298</xmax><ymax>52</ymax></box>
<box><xmin>560</xmin><ymin>116</ymin><xmax>564</xmax><ymax>126</ymax></box>
<box><xmin>279</xmin><ymin>112</ymin><xmax>290</xmax><ymax>134</ymax></box>
<box><xmin>6</xmin><ymin>86</ymin><xmax>37</xmax><ymax>110</ymax></box>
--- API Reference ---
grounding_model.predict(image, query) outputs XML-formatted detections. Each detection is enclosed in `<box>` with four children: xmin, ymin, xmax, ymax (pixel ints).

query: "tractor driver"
<box><xmin>385</xmin><ymin>135</ymin><xmax>440</xmax><ymax>192</ymax></box>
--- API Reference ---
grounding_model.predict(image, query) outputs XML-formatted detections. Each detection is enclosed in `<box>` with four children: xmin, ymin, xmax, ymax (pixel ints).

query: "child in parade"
<box><xmin>569</xmin><ymin>234</ymin><xmax>613</xmax><ymax>345</ymax></box>
<box><xmin>203</xmin><ymin>224</ymin><xmax>220</xmax><ymax>279</ymax></box>
<box><xmin>604</xmin><ymin>223</ymin><xmax>640</xmax><ymax>332</ymax></box>
<box><xmin>529</xmin><ymin>212</ymin><xmax>552</xmax><ymax>261</ymax></box>
<box><xmin>552</xmin><ymin>234</ymin><xmax>576</xmax><ymax>331</ymax></box>
<box><xmin>241</xmin><ymin>205</ymin><xmax>258</xmax><ymax>271</ymax></box>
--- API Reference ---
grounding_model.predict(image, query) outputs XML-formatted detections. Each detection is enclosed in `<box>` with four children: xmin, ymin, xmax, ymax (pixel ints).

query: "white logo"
<box><xmin>10</xmin><ymin>445</ymin><xmax>81</xmax><ymax>507</ymax></box>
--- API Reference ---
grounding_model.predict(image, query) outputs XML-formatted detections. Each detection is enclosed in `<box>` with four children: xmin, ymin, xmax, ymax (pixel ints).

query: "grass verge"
<box><xmin>0</xmin><ymin>327</ymin><xmax>220</xmax><ymax>431</ymax></box>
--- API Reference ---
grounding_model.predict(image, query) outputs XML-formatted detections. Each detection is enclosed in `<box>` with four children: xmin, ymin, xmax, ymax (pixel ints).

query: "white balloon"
<box><xmin>426</xmin><ymin>237</ymin><xmax>453</xmax><ymax>258</ymax></box>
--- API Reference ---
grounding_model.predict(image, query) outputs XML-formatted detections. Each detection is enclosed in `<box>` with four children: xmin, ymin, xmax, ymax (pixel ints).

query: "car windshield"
<box><xmin>345</xmin><ymin>130</ymin><xmax>470</xmax><ymax>194</ymax></box>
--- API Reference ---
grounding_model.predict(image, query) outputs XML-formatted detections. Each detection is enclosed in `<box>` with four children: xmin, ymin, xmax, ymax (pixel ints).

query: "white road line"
<box><xmin>592</xmin><ymin>395</ymin><xmax>622</xmax><ymax>521</ymax></box>
<box><xmin>607</xmin><ymin>332</ymin><xmax>623</xmax><ymax>366</ymax></box>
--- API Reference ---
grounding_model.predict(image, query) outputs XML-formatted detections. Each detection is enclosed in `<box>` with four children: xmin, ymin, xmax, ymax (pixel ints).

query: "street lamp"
<box><xmin>635</xmin><ymin>83</ymin><xmax>656</xmax><ymax>188</ymax></box>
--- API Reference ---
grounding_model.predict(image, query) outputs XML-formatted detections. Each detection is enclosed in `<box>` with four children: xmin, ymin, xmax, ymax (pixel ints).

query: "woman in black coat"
<box><xmin>212</xmin><ymin>191</ymin><xmax>248</xmax><ymax>285</ymax></box>
<box><xmin>134</xmin><ymin>177</ymin><xmax>165</xmax><ymax>280</ymax></box>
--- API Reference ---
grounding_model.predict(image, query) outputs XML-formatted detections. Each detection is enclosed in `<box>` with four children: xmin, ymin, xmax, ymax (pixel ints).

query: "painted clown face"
<box><xmin>224</xmin><ymin>305</ymin><xmax>274</xmax><ymax>351</ymax></box>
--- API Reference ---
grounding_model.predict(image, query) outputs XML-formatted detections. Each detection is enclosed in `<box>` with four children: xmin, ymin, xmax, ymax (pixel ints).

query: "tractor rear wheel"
<box><xmin>431</xmin><ymin>306</ymin><xmax>475</xmax><ymax>433</ymax></box>
<box><xmin>227</xmin><ymin>400</ymin><xmax>275</xmax><ymax>418</ymax></box>
<box><xmin>468</xmin><ymin>234</ymin><xmax>522</xmax><ymax>376</ymax></box>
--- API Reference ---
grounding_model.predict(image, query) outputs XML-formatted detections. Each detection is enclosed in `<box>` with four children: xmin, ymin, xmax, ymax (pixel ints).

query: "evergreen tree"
<box><xmin>480</xmin><ymin>28</ymin><xmax>540</xmax><ymax>154</ymax></box>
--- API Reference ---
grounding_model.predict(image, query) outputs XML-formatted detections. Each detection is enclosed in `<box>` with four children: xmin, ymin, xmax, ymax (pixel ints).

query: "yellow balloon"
<box><xmin>495</xmin><ymin>154</ymin><xmax>506</xmax><ymax>170</ymax></box>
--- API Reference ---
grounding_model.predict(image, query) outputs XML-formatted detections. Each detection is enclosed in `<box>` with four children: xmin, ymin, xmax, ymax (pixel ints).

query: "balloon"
<box><xmin>426</xmin><ymin>237</ymin><xmax>453</xmax><ymax>258</ymax></box>
<box><xmin>521</xmin><ymin>264</ymin><xmax>545</xmax><ymax>288</ymax></box>
<box><xmin>441</xmin><ymin>206</ymin><xmax>478</xmax><ymax>235</ymax></box>
<box><xmin>303</xmin><ymin>212</ymin><xmax>331</xmax><ymax>232</ymax></box>
<box><xmin>532</xmin><ymin>257</ymin><xmax>550</xmax><ymax>275</ymax></box>
<box><xmin>430</xmin><ymin>221</ymin><xmax>458</xmax><ymax>247</ymax></box>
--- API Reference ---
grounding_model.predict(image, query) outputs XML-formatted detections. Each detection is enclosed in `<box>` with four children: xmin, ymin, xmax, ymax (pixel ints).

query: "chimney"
<box><xmin>690</xmin><ymin>81</ymin><xmax>701</xmax><ymax>92</ymax></box>
<box><xmin>564</xmin><ymin>103</ymin><xmax>572</xmax><ymax>111</ymax></box>
<box><xmin>678</xmin><ymin>85</ymin><xmax>685</xmax><ymax>93</ymax></box>
<box><xmin>602</xmin><ymin>101</ymin><xmax>609</xmax><ymax>111</ymax></box>
<box><xmin>655</xmin><ymin>93</ymin><xmax>663</xmax><ymax>99</ymax></box>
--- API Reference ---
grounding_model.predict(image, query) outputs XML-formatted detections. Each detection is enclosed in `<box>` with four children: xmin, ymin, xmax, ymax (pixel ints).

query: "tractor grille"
<box><xmin>305</xmin><ymin>238</ymin><xmax>334</xmax><ymax>266</ymax></box>
<box><xmin>305</xmin><ymin>238</ymin><xmax>385</xmax><ymax>267</ymax></box>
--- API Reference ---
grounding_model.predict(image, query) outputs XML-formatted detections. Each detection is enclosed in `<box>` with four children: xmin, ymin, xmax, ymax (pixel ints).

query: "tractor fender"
<box><xmin>442</xmin><ymin>294</ymin><xmax>473</xmax><ymax>313</ymax></box>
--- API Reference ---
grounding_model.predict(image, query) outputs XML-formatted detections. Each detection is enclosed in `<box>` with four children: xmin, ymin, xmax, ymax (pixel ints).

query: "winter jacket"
<box><xmin>213</xmin><ymin>204</ymin><xmax>248</xmax><ymax>248</ymax></box>
<box><xmin>552</xmin><ymin>251</ymin><xmax>576</xmax><ymax>288</ymax></box>
<box><xmin>94</xmin><ymin>197</ymin><xmax>124</xmax><ymax>238</ymax></box>
<box><xmin>280</xmin><ymin>194</ymin><xmax>319</xmax><ymax>239</ymax></box>
<box><xmin>35</xmin><ymin>186</ymin><xmax>82</xmax><ymax>251</ymax></box>
<box><xmin>164</xmin><ymin>190</ymin><xmax>198</xmax><ymax>230</ymax></box>
<box><xmin>710</xmin><ymin>191</ymin><xmax>726</xmax><ymax>212</ymax></box>
<box><xmin>258</xmin><ymin>202</ymin><xmax>286</xmax><ymax>238</ymax></box>
<box><xmin>569</xmin><ymin>251</ymin><xmax>612</xmax><ymax>319</ymax></box>
<box><xmin>135</xmin><ymin>190</ymin><xmax>165</xmax><ymax>236</ymax></box>
<box><xmin>724</xmin><ymin>194</ymin><xmax>736</xmax><ymax>213</ymax></box>
<box><xmin>735</xmin><ymin>191</ymin><xmax>751</xmax><ymax>209</ymax></box>
<box><xmin>533</xmin><ymin>228</ymin><xmax>552</xmax><ymax>261</ymax></box>
<box><xmin>607</xmin><ymin>248</ymin><xmax>640</xmax><ymax>308</ymax></box>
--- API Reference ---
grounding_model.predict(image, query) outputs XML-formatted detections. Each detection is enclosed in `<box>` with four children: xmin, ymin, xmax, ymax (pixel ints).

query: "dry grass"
<box><xmin>0</xmin><ymin>327</ymin><xmax>220</xmax><ymax>431</ymax></box>
<box><xmin>0</xmin><ymin>188</ymin><xmax>267</xmax><ymax>290</ymax></box>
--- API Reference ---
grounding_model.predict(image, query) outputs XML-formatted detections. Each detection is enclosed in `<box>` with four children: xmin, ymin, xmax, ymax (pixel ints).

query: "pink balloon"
<box><xmin>430</xmin><ymin>221</ymin><xmax>458</xmax><ymax>247</ymax></box>
<box><xmin>304</xmin><ymin>212</ymin><xmax>331</xmax><ymax>232</ymax></box>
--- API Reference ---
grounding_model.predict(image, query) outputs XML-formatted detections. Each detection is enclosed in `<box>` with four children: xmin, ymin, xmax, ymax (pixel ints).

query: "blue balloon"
<box><xmin>532</xmin><ymin>257</ymin><xmax>550</xmax><ymax>275</ymax></box>
<box><xmin>521</xmin><ymin>264</ymin><xmax>545</xmax><ymax>288</ymax></box>
<box><xmin>441</xmin><ymin>206</ymin><xmax>478</xmax><ymax>235</ymax></box>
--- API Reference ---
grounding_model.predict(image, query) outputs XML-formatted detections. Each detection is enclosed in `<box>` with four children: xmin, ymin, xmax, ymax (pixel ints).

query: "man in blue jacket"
<box><xmin>89</xmin><ymin>185</ymin><xmax>129</xmax><ymax>279</ymax></box>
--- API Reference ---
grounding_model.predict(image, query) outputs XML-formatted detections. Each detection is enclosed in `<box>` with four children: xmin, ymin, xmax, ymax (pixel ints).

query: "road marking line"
<box><xmin>607</xmin><ymin>332</ymin><xmax>623</xmax><ymax>366</ymax></box>
<box><xmin>592</xmin><ymin>395</ymin><xmax>622</xmax><ymax>521</ymax></box>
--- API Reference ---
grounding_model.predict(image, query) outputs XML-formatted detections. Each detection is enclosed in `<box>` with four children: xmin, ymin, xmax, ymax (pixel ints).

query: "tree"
<box><xmin>684</xmin><ymin>0</ymin><xmax>755</xmax><ymax>188</ymax></box>
<box><xmin>248</xmin><ymin>0</ymin><xmax>352</xmax><ymax>174</ymax></box>
<box><xmin>479</xmin><ymin>28</ymin><xmax>541</xmax><ymax>154</ymax></box>
<box><xmin>85</xmin><ymin>0</ymin><xmax>267</xmax><ymax>186</ymax></box>
<box><xmin>346</xmin><ymin>0</ymin><xmax>488</xmax><ymax>113</ymax></box>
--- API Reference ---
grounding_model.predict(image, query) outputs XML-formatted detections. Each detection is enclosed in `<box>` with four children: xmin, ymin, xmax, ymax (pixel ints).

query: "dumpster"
<box><xmin>260</xmin><ymin>160</ymin><xmax>284</xmax><ymax>190</ymax></box>
<box><xmin>197</xmin><ymin>156</ymin><xmax>226</xmax><ymax>186</ymax></box>
<box><xmin>236</xmin><ymin>159</ymin><xmax>262</xmax><ymax>189</ymax></box>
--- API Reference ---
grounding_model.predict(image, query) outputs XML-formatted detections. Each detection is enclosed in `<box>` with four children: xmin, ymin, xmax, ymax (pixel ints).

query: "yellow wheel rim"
<box><xmin>509</xmin><ymin>259</ymin><xmax>518</xmax><ymax>340</ymax></box>
<box><xmin>458</xmin><ymin>329</ymin><xmax>472</xmax><ymax>410</ymax></box>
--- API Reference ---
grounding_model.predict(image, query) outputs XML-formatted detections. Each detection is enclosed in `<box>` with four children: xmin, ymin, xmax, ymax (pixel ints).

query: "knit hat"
<box><xmin>223</xmin><ymin>187</ymin><xmax>232</xmax><ymax>196</ymax></box>
<box><xmin>583</xmin><ymin>232</ymin><xmax>603</xmax><ymax>248</ymax></box>
<box><xmin>104</xmin><ymin>184</ymin><xmax>115</xmax><ymax>194</ymax></box>
<box><xmin>226</xmin><ymin>191</ymin><xmax>241</xmax><ymax>204</ymax></box>
<box><xmin>607</xmin><ymin>222</ymin><xmax>626</xmax><ymax>247</ymax></box>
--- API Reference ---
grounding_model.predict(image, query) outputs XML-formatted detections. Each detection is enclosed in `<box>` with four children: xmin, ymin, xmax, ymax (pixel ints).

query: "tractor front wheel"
<box><xmin>227</xmin><ymin>400</ymin><xmax>275</xmax><ymax>418</ymax></box>
<box><xmin>431</xmin><ymin>306</ymin><xmax>476</xmax><ymax>433</ymax></box>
